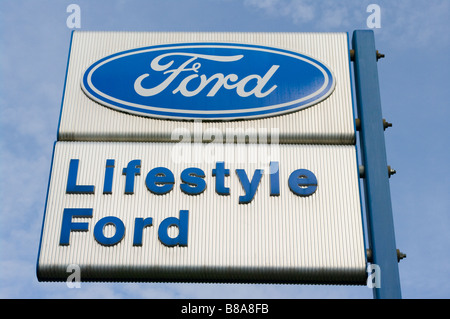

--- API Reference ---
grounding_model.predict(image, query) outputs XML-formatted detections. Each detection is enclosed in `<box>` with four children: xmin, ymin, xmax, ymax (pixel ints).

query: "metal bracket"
<box><xmin>355</xmin><ymin>118</ymin><xmax>361</xmax><ymax>131</ymax></box>
<box><xmin>358</xmin><ymin>165</ymin><xmax>396</xmax><ymax>178</ymax></box>
<box><xmin>359</xmin><ymin>165</ymin><xmax>365</xmax><ymax>178</ymax></box>
<box><xmin>397</xmin><ymin>249</ymin><xmax>407</xmax><ymax>262</ymax></box>
<box><xmin>350</xmin><ymin>49</ymin><xmax>384</xmax><ymax>61</ymax></box>
<box><xmin>366</xmin><ymin>249</ymin><xmax>406</xmax><ymax>263</ymax></box>
<box><xmin>355</xmin><ymin>118</ymin><xmax>391</xmax><ymax>131</ymax></box>
<box><xmin>383</xmin><ymin>119</ymin><xmax>392</xmax><ymax>130</ymax></box>
<box><xmin>388</xmin><ymin>165</ymin><xmax>397</xmax><ymax>177</ymax></box>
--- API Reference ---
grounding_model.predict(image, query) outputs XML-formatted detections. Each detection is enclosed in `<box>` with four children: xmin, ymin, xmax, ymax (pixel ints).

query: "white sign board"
<box><xmin>58</xmin><ymin>32</ymin><xmax>355</xmax><ymax>144</ymax></box>
<box><xmin>37</xmin><ymin>142</ymin><xmax>365</xmax><ymax>284</ymax></box>
<box><xmin>38</xmin><ymin>32</ymin><xmax>366</xmax><ymax>285</ymax></box>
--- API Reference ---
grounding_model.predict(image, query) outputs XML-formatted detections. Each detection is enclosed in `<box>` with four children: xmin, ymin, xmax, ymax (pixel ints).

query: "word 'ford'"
<box><xmin>81</xmin><ymin>43</ymin><xmax>335</xmax><ymax>120</ymax></box>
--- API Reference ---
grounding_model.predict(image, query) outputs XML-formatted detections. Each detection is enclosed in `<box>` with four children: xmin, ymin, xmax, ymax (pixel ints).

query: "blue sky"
<box><xmin>1</xmin><ymin>0</ymin><xmax>449</xmax><ymax>299</ymax></box>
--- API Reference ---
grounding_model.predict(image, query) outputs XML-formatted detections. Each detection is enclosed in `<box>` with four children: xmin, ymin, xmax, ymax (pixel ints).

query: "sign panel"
<box><xmin>37</xmin><ymin>142</ymin><xmax>366</xmax><ymax>284</ymax></box>
<box><xmin>81</xmin><ymin>43</ymin><xmax>335</xmax><ymax>120</ymax></box>
<box><xmin>58</xmin><ymin>32</ymin><xmax>355</xmax><ymax>144</ymax></box>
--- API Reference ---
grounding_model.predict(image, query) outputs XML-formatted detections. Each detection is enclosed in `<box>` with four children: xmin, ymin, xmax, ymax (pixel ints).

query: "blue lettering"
<box><xmin>94</xmin><ymin>216</ymin><xmax>125</xmax><ymax>246</ymax></box>
<box><xmin>269</xmin><ymin>161</ymin><xmax>280</xmax><ymax>196</ymax></box>
<box><xmin>66</xmin><ymin>159</ymin><xmax>95</xmax><ymax>194</ymax></box>
<box><xmin>103</xmin><ymin>159</ymin><xmax>115</xmax><ymax>194</ymax></box>
<box><xmin>158</xmin><ymin>210</ymin><xmax>189</xmax><ymax>247</ymax></box>
<box><xmin>288</xmin><ymin>169</ymin><xmax>318</xmax><ymax>196</ymax></box>
<box><xmin>122</xmin><ymin>159</ymin><xmax>141</xmax><ymax>194</ymax></box>
<box><xmin>145</xmin><ymin>167</ymin><xmax>175</xmax><ymax>194</ymax></box>
<box><xmin>180</xmin><ymin>167</ymin><xmax>206</xmax><ymax>195</ymax></box>
<box><xmin>63</xmin><ymin>160</ymin><xmax>319</xmax><ymax>214</ymax></box>
<box><xmin>236</xmin><ymin>169</ymin><xmax>264</xmax><ymax>204</ymax></box>
<box><xmin>133</xmin><ymin>217</ymin><xmax>153</xmax><ymax>246</ymax></box>
<box><xmin>59</xmin><ymin>208</ymin><xmax>93</xmax><ymax>245</ymax></box>
<box><xmin>212</xmin><ymin>161</ymin><xmax>230</xmax><ymax>195</ymax></box>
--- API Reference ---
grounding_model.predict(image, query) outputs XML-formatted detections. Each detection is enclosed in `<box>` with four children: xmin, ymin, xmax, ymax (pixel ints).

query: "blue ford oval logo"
<box><xmin>81</xmin><ymin>43</ymin><xmax>335</xmax><ymax>120</ymax></box>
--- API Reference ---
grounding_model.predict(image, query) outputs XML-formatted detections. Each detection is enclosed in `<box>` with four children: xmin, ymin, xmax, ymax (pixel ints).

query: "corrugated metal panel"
<box><xmin>58</xmin><ymin>32</ymin><xmax>355</xmax><ymax>144</ymax></box>
<box><xmin>37</xmin><ymin>141</ymin><xmax>366</xmax><ymax>284</ymax></box>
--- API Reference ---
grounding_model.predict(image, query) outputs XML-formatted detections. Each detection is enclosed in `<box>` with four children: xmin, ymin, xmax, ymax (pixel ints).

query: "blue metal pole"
<box><xmin>352</xmin><ymin>30</ymin><xmax>402</xmax><ymax>299</ymax></box>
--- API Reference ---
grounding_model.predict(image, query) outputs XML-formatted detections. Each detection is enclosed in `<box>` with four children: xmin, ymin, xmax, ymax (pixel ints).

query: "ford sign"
<box><xmin>81</xmin><ymin>43</ymin><xmax>335</xmax><ymax>120</ymax></box>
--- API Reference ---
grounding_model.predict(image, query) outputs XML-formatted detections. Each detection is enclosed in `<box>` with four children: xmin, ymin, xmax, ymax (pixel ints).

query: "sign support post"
<box><xmin>37</xmin><ymin>31</ymin><xmax>373</xmax><ymax>290</ymax></box>
<box><xmin>352</xmin><ymin>30</ymin><xmax>402</xmax><ymax>299</ymax></box>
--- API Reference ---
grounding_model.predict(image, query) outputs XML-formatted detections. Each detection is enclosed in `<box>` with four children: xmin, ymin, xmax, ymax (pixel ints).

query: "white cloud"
<box><xmin>244</xmin><ymin>0</ymin><xmax>363</xmax><ymax>30</ymax></box>
<box><xmin>244</xmin><ymin>0</ymin><xmax>450</xmax><ymax>50</ymax></box>
<box><xmin>244</xmin><ymin>0</ymin><xmax>315</xmax><ymax>23</ymax></box>
<box><xmin>378</xmin><ymin>0</ymin><xmax>450</xmax><ymax>49</ymax></box>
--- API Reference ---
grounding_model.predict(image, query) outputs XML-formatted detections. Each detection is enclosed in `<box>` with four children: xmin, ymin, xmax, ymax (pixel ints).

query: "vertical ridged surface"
<box><xmin>58</xmin><ymin>32</ymin><xmax>355</xmax><ymax>144</ymax></box>
<box><xmin>37</xmin><ymin>142</ymin><xmax>366</xmax><ymax>284</ymax></box>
